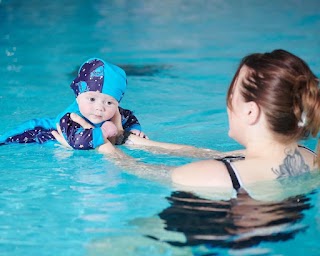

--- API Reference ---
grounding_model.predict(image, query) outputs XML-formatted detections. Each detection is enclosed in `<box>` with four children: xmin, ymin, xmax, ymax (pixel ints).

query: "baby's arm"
<box><xmin>59</xmin><ymin>113</ymin><xmax>109</xmax><ymax>149</ymax></box>
<box><xmin>119</xmin><ymin>107</ymin><xmax>148</xmax><ymax>138</ymax></box>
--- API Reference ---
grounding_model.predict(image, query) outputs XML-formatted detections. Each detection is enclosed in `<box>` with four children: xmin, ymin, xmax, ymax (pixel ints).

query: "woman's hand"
<box><xmin>130</xmin><ymin>129</ymin><xmax>149</xmax><ymax>139</ymax></box>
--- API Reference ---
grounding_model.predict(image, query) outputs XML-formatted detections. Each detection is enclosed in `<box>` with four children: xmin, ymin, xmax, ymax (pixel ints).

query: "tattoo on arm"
<box><xmin>272</xmin><ymin>149</ymin><xmax>310</xmax><ymax>178</ymax></box>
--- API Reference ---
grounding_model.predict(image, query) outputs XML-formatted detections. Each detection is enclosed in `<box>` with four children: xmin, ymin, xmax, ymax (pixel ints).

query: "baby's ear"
<box><xmin>246</xmin><ymin>101</ymin><xmax>260</xmax><ymax>125</ymax></box>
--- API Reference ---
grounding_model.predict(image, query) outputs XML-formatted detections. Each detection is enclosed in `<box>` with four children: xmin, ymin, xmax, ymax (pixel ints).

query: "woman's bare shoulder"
<box><xmin>171</xmin><ymin>159</ymin><xmax>233</xmax><ymax>188</ymax></box>
<box><xmin>298</xmin><ymin>145</ymin><xmax>317</xmax><ymax>170</ymax></box>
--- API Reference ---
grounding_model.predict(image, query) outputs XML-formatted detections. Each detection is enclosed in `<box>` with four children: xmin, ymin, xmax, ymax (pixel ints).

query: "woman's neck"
<box><xmin>244</xmin><ymin>137</ymin><xmax>298</xmax><ymax>159</ymax></box>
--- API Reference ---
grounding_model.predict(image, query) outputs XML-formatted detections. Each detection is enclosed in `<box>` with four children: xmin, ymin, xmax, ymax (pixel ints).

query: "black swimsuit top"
<box><xmin>218</xmin><ymin>156</ymin><xmax>245</xmax><ymax>192</ymax></box>
<box><xmin>219</xmin><ymin>145</ymin><xmax>316</xmax><ymax>193</ymax></box>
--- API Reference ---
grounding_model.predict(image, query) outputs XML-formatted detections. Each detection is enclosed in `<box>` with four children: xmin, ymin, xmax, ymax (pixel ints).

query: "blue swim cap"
<box><xmin>70</xmin><ymin>58</ymin><xmax>127</xmax><ymax>102</ymax></box>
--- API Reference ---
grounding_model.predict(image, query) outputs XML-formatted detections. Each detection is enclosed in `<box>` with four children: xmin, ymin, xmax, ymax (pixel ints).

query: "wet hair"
<box><xmin>227</xmin><ymin>49</ymin><xmax>320</xmax><ymax>167</ymax></box>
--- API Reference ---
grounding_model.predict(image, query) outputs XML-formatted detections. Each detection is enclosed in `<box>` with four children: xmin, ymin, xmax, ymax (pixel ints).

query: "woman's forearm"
<box><xmin>125</xmin><ymin>134</ymin><xmax>245</xmax><ymax>159</ymax></box>
<box><xmin>97</xmin><ymin>141</ymin><xmax>172</xmax><ymax>184</ymax></box>
<box><xmin>126</xmin><ymin>134</ymin><xmax>196</xmax><ymax>150</ymax></box>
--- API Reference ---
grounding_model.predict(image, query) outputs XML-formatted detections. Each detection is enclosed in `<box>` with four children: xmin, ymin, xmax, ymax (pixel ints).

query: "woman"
<box><xmin>53</xmin><ymin>49</ymin><xmax>320</xmax><ymax>193</ymax></box>
<box><xmin>169</xmin><ymin>49</ymin><xmax>320</xmax><ymax>191</ymax></box>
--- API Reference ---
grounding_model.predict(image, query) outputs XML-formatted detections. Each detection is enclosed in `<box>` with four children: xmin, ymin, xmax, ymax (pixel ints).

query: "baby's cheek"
<box><xmin>79</xmin><ymin>103</ymin><xmax>92</xmax><ymax>115</ymax></box>
<box><xmin>105</xmin><ymin>107</ymin><xmax>117</xmax><ymax>119</ymax></box>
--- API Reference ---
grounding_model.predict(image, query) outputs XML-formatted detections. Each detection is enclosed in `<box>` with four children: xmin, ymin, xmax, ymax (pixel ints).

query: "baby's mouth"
<box><xmin>93</xmin><ymin>114</ymin><xmax>102</xmax><ymax>118</ymax></box>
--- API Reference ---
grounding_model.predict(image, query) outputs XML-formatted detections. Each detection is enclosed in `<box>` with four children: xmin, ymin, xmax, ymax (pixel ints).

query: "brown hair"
<box><xmin>227</xmin><ymin>49</ymin><xmax>320</xmax><ymax>167</ymax></box>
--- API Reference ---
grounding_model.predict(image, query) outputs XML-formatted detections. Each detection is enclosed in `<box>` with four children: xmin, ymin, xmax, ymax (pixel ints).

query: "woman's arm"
<box><xmin>51</xmin><ymin>113</ymin><xmax>242</xmax><ymax>187</ymax></box>
<box><xmin>55</xmin><ymin>112</ymin><xmax>244</xmax><ymax>159</ymax></box>
<box><xmin>171</xmin><ymin>159</ymin><xmax>233</xmax><ymax>188</ymax></box>
<box><xmin>125</xmin><ymin>134</ymin><xmax>245</xmax><ymax>159</ymax></box>
<box><xmin>51</xmin><ymin>113</ymin><xmax>173</xmax><ymax>184</ymax></box>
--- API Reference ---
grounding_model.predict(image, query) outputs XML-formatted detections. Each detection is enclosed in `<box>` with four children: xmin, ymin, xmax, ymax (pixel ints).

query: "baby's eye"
<box><xmin>106</xmin><ymin>101</ymin><xmax>113</xmax><ymax>105</ymax></box>
<box><xmin>89</xmin><ymin>97</ymin><xmax>95</xmax><ymax>102</ymax></box>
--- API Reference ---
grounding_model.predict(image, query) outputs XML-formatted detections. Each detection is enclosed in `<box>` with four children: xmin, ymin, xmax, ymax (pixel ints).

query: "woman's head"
<box><xmin>227</xmin><ymin>50</ymin><xmax>320</xmax><ymax>165</ymax></box>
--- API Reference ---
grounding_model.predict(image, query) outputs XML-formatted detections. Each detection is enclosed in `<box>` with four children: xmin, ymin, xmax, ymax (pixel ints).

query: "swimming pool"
<box><xmin>0</xmin><ymin>0</ymin><xmax>319</xmax><ymax>255</ymax></box>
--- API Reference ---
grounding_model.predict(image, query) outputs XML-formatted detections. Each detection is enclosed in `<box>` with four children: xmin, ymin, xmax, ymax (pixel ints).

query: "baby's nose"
<box><xmin>95</xmin><ymin>103</ymin><xmax>105</xmax><ymax>111</ymax></box>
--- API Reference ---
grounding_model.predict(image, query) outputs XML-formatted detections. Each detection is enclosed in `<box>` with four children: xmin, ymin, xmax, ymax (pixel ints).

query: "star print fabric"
<box><xmin>59</xmin><ymin>113</ymin><xmax>96</xmax><ymax>149</ymax></box>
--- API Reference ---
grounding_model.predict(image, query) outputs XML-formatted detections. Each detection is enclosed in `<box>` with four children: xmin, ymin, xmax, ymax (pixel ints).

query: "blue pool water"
<box><xmin>0</xmin><ymin>0</ymin><xmax>320</xmax><ymax>255</ymax></box>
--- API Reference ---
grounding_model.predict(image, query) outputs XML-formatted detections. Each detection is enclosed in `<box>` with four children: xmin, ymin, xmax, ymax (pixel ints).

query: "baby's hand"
<box><xmin>130</xmin><ymin>129</ymin><xmax>149</xmax><ymax>139</ymax></box>
<box><xmin>111</xmin><ymin>108</ymin><xmax>124</xmax><ymax>134</ymax></box>
<box><xmin>101</xmin><ymin>121</ymin><xmax>118</xmax><ymax>139</ymax></box>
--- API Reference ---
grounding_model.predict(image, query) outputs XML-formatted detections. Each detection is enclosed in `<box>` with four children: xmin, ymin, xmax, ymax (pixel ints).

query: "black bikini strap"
<box><xmin>298</xmin><ymin>144</ymin><xmax>316</xmax><ymax>155</ymax></box>
<box><xmin>222</xmin><ymin>160</ymin><xmax>241</xmax><ymax>191</ymax></box>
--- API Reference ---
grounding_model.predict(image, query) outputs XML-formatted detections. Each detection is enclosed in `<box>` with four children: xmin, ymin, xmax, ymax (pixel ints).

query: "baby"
<box><xmin>0</xmin><ymin>58</ymin><xmax>145</xmax><ymax>149</ymax></box>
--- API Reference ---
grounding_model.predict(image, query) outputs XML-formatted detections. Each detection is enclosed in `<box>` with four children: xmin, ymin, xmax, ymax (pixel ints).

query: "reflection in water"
<box><xmin>69</xmin><ymin>64</ymin><xmax>170</xmax><ymax>78</ymax></box>
<box><xmin>156</xmin><ymin>190</ymin><xmax>312</xmax><ymax>250</ymax></box>
<box><xmin>119</xmin><ymin>64</ymin><xmax>171</xmax><ymax>77</ymax></box>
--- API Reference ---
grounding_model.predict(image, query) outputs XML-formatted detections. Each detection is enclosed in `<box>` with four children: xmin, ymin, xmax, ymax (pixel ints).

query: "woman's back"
<box><xmin>232</xmin><ymin>145</ymin><xmax>316</xmax><ymax>184</ymax></box>
<box><xmin>171</xmin><ymin>145</ymin><xmax>317</xmax><ymax>196</ymax></box>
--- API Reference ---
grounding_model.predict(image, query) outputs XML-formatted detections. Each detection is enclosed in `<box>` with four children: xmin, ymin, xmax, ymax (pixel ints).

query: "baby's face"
<box><xmin>77</xmin><ymin>91</ymin><xmax>118</xmax><ymax>124</ymax></box>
